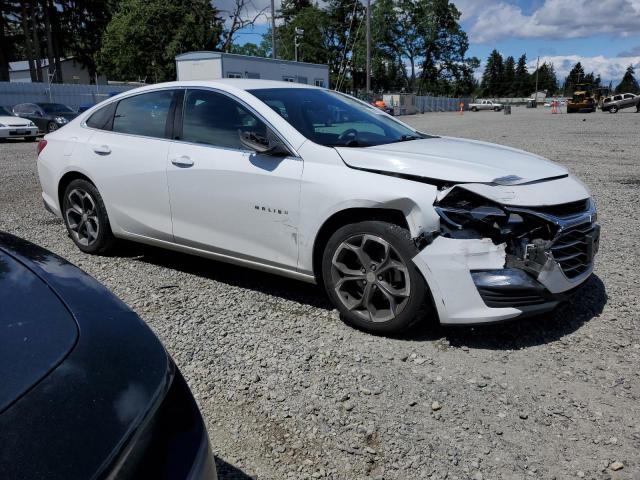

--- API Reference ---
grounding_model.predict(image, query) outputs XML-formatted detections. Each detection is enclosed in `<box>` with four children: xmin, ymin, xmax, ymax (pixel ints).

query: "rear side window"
<box><xmin>86</xmin><ymin>102</ymin><xmax>117</xmax><ymax>130</ymax></box>
<box><xmin>112</xmin><ymin>90</ymin><xmax>174</xmax><ymax>138</ymax></box>
<box><xmin>624</xmin><ymin>94</ymin><xmax>634</xmax><ymax>99</ymax></box>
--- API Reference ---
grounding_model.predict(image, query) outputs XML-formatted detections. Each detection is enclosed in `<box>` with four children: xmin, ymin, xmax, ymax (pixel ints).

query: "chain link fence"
<box><xmin>0</xmin><ymin>82</ymin><xmax>138</xmax><ymax>110</ymax></box>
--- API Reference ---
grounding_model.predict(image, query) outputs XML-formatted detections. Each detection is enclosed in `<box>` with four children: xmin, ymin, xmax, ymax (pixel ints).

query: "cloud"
<box><xmin>530</xmin><ymin>54</ymin><xmax>640</xmax><ymax>83</ymax></box>
<box><xmin>462</xmin><ymin>0</ymin><xmax>640</xmax><ymax>43</ymax></box>
<box><xmin>618</xmin><ymin>45</ymin><xmax>640</xmax><ymax>56</ymax></box>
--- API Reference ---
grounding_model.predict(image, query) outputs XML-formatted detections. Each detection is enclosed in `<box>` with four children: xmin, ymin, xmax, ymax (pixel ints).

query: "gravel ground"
<box><xmin>1</xmin><ymin>107</ymin><xmax>639</xmax><ymax>480</ymax></box>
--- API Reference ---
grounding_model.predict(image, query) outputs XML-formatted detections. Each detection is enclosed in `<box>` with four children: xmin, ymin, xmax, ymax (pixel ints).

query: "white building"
<box><xmin>175</xmin><ymin>52</ymin><xmax>329</xmax><ymax>88</ymax></box>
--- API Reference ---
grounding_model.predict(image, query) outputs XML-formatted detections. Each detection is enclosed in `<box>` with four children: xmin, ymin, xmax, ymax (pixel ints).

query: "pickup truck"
<box><xmin>469</xmin><ymin>100</ymin><xmax>503</xmax><ymax>111</ymax></box>
<box><xmin>601</xmin><ymin>93</ymin><xmax>640</xmax><ymax>113</ymax></box>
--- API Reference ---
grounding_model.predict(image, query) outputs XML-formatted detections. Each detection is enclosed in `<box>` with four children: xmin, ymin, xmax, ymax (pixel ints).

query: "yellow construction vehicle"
<box><xmin>566</xmin><ymin>83</ymin><xmax>596</xmax><ymax>113</ymax></box>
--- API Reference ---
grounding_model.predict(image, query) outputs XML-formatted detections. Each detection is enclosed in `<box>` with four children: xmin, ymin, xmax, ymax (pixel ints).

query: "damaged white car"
<box><xmin>37</xmin><ymin>80</ymin><xmax>600</xmax><ymax>333</ymax></box>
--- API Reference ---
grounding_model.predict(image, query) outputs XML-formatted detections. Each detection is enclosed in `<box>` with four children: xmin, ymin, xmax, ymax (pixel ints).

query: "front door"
<box><xmin>166</xmin><ymin>88</ymin><xmax>303</xmax><ymax>270</ymax></box>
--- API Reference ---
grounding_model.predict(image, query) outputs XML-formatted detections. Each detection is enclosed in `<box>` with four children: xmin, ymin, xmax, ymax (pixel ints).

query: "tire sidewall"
<box><xmin>62</xmin><ymin>179</ymin><xmax>114</xmax><ymax>254</ymax></box>
<box><xmin>321</xmin><ymin>221</ymin><xmax>429</xmax><ymax>334</ymax></box>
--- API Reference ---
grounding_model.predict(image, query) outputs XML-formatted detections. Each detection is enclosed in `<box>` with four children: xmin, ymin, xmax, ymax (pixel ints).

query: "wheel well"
<box><xmin>58</xmin><ymin>172</ymin><xmax>93</xmax><ymax>209</ymax></box>
<box><xmin>311</xmin><ymin>208</ymin><xmax>409</xmax><ymax>282</ymax></box>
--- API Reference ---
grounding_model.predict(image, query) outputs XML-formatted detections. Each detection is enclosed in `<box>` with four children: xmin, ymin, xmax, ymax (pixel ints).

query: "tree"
<box><xmin>230</xmin><ymin>42</ymin><xmax>268</xmax><ymax>57</ymax></box>
<box><xmin>99</xmin><ymin>0</ymin><xmax>222</xmax><ymax>82</ymax></box>
<box><xmin>503</xmin><ymin>55</ymin><xmax>515</xmax><ymax>96</ymax></box>
<box><xmin>513</xmin><ymin>54</ymin><xmax>530</xmax><ymax>97</ymax></box>
<box><xmin>532</xmin><ymin>62</ymin><xmax>558</xmax><ymax>94</ymax></box>
<box><xmin>220</xmin><ymin>0</ymin><xmax>267</xmax><ymax>52</ymax></box>
<box><xmin>615</xmin><ymin>65</ymin><xmax>640</xmax><ymax>93</ymax></box>
<box><xmin>480</xmin><ymin>49</ymin><xmax>504</xmax><ymax>97</ymax></box>
<box><xmin>564</xmin><ymin>62</ymin><xmax>585</xmax><ymax>95</ymax></box>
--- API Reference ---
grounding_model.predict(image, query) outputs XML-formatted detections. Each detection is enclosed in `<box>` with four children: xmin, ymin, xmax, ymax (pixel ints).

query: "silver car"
<box><xmin>601</xmin><ymin>93</ymin><xmax>640</xmax><ymax>113</ymax></box>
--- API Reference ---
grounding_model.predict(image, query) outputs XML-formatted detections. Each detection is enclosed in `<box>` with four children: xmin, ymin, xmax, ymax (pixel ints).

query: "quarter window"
<box><xmin>181</xmin><ymin>89</ymin><xmax>267</xmax><ymax>150</ymax></box>
<box><xmin>112</xmin><ymin>90</ymin><xmax>174</xmax><ymax>138</ymax></box>
<box><xmin>86</xmin><ymin>102</ymin><xmax>117</xmax><ymax>130</ymax></box>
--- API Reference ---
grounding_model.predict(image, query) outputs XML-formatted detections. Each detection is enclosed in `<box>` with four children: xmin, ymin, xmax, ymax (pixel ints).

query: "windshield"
<box><xmin>0</xmin><ymin>107</ymin><xmax>13</xmax><ymax>116</ymax></box>
<box><xmin>248</xmin><ymin>88</ymin><xmax>424</xmax><ymax>147</ymax></box>
<box><xmin>40</xmin><ymin>103</ymin><xmax>74</xmax><ymax>114</ymax></box>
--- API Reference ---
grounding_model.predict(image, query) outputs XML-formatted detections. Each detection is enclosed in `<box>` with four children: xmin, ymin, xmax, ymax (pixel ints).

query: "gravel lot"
<box><xmin>1</xmin><ymin>107</ymin><xmax>639</xmax><ymax>480</ymax></box>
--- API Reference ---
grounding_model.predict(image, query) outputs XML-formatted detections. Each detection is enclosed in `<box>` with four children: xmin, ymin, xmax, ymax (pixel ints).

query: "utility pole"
<box><xmin>365</xmin><ymin>0</ymin><xmax>371</xmax><ymax>94</ymax></box>
<box><xmin>270</xmin><ymin>0</ymin><xmax>277</xmax><ymax>59</ymax></box>
<box><xmin>534</xmin><ymin>55</ymin><xmax>540</xmax><ymax>104</ymax></box>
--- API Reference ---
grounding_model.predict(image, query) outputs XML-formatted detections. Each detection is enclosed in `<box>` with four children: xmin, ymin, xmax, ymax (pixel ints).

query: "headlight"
<box><xmin>55</xmin><ymin>117</ymin><xmax>68</xmax><ymax>124</ymax></box>
<box><xmin>435</xmin><ymin>189</ymin><xmax>506</xmax><ymax>230</ymax></box>
<box><xmin>28</xmin><ymin>121</ymin><xmax>35</xmax><ymax>127</ymax></box>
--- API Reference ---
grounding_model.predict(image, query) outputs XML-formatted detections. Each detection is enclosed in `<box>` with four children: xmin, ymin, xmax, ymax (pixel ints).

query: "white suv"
<box><xmin>37</xmin><ymin>80</ymin><xmax>599</xmax><ymax>333</ymax></box>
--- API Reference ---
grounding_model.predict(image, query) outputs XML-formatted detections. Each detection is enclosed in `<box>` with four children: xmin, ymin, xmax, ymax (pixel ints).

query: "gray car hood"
<box><xmin>336</xmin><ymin>136</ymin><xmax>568</xmax><ymax>185</ymax></box>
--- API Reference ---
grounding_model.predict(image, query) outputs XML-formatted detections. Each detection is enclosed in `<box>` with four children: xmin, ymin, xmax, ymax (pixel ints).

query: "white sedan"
<box><xmin>0</xmin><ymin>107</ymin><xmax>38</xmax><ymax>141</ymax></box>
<box><xmin>36</xmin><ymin>80</ymin><xmax>599</xmax><ymax>333</ymax></box>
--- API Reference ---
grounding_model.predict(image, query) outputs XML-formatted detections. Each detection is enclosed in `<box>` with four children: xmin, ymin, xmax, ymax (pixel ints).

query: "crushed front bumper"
<box><xmin>412</xmin><ymin>234</ymin><xmax>595</xmax><ymax>325</ymax></box>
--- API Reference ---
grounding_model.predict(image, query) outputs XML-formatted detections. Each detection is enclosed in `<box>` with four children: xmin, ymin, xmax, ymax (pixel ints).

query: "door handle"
<box><xmin>171</xmin><ymin>155</ymin><xmax>194</xmax><ymax>168</ymax></box>
<box><xmin>93</xmin><ymin>144</ymin><xmax>111</xmax><ymax>155</ymax></box>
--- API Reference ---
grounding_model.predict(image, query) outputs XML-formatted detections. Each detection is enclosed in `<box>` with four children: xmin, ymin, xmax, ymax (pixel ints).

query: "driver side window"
<box><xmin>182</xmin><ymin>89</ymin><xmax>267</xmax><ymax>150</ymax></box>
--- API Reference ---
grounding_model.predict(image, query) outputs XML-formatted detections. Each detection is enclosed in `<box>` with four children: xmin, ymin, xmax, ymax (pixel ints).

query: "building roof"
<box><xmin>175</xmin><ymin>51</ymin><xmax>328</xmax><ymax>70</ymax></box>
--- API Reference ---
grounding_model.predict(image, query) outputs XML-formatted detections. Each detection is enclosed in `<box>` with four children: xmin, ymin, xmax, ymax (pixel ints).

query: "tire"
<box><xmin>471</xmin><ymin>107</ymin><xmax>478</xmax><ymax>112</ymax></box>
<box><xmin>494</xmin><ymin>107</ymin><xmax>500</xmax><ymax>111</ymax></box>
<box><xmin>610</xmin><ymin>105</ymin><xmax>618</xmax><ymax>113</ymax></box>
<box><xmin>321</xmin><ymin>221</ymin><xmax>430</xmax><ymax>334</ymax></box>
<box><xmin>47</xmin><ymin>121</ymin><xmax>59</xmax><ymax>132</ymax></box>
<box><xmin>62</xmin><ymin>179</ymin><xmax>116</xmax><ymax>254</ymax></box>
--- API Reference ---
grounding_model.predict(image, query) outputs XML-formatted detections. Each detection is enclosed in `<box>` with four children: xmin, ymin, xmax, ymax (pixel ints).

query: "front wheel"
<box><xmin>47</xmin><ymin>121</ymin><xmax>59</xmax><ymax>132</ymax></box>
<box><xmin>322</xmin><ymin>221</ymin><xmax>430</xmax><ymax>334</ymax></box>
<box><xmin>471</xmin><ymin>107</ymin><xmax>478</xmax><ymax>112</ymax></box>
<box><xmin>610</xmin><ymin>105</ymin><xmax>618</xmax><ymax>113</ymax></box>
<box><xmin>62</xmin><ymin>179</ymin><xmax>116</xmax><ymax>254</ymax></box>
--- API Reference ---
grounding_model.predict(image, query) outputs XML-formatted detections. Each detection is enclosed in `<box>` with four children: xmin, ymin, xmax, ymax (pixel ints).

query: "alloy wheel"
<box><xmin>48</xmin><ymin>122</ymin><xmax>58</xmax><ymax>132</ymax></box>
<box><xmin>65</xmin><ymin>188</ymin><xmax>100</xmax><ymax>246</ymax></box>
<box><xmin>331</xmin><ymin>234</ymin><xmax>411</xmax><ymax>322</ymax></box>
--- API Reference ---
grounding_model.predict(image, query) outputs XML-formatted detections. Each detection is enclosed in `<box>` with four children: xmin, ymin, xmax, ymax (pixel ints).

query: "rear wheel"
<box><xmin>322</xmin><ymin>221</ymin><xmax>429</xmax><ymax>334</ymax></box>
<box><xmin>471</xmin><ymin>106</ymin><xmax>478</xmax><ymax>112</ymax></box>
<box><xmin>62</xmin><ymin>179</ymin><xmax>116</xmax><ymax>254</ymax></box>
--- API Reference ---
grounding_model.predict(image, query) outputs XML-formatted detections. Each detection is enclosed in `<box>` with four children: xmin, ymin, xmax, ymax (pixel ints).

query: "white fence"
<box><xmin>0</xmin><ymin>82</ymin><xmax>138</xmax><ymax>110</ymax></box>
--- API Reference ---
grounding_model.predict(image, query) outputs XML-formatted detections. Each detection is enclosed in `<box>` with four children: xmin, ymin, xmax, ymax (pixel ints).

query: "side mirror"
<box><xmin>238</xmin><ymin>128</ymin><xmax>290</xmax><ymax>156</ymax></box>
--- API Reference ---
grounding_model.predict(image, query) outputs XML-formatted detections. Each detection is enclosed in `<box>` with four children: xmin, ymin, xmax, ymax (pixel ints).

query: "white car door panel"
<box><xmin>166</xmin><ymin>88</ymin><xmax>302</xmax><ymax>269</ymax></box>
<box><xmin>80</xmin><ymin>90</ymin><xmax>175</xmax><ymax>240</ymax></box>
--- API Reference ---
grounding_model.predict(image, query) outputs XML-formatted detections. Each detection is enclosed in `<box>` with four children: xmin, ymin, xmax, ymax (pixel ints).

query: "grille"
<box><xmin>520</xmin><ymin>199</ymin><xmax>589</xmax><ymax>217</ymax></box>
<box><xmin>477</xmin><ymin>286</ymin><xmax>548</xmax><ymax>308</ymax></box>
<box><xmin>8</xmin><ymin>123</ymin><xmax>29</xmax><ymax>127</ymax></box>
<box><xmin>551</xmin><ymin>222</ymin><xmax>598</xmax><ymax>278</ymax></box>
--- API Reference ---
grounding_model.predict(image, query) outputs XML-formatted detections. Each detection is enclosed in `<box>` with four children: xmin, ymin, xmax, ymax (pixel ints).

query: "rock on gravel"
<box><xmin>1</xmin><ymin>108</ymin><xmax>639</xmax><ymax>479</ymax></box>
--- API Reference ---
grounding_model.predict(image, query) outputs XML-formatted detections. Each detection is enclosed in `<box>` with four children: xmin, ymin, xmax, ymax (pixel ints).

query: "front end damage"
<box><xmin>412</xmin><ymin>183</ymin><xmax>600</xmax><ymax>325</ymax></box>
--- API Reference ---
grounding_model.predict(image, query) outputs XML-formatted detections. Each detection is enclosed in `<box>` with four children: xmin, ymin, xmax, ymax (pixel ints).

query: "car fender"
<box><xmin>296</xmin><ymin>144</ymin><xmax>441</xmax><ymax>273</ymax></box>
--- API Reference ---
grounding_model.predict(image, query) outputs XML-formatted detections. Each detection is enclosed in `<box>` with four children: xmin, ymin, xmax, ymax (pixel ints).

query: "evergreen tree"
<box><xmin>480</xmin><ymin>49</ymin><xmax>504</xmax><ymax>97</ymax></box>
<box><xmin>615</xmin><ymin>65</ymin><xmax>640</xmax><ymax>93</ymax></box>
<box><xmin>503</xmin><ymin>55</ymin><xmax>515</xmax><ymax>96</ymax></box>
<box><xmin>564</xmin><ymin>62</ymin><xmax>585</xmax><ymax>95</ymax></box>
<box><xmin>513</xmin><ymin>54</ymin><xmax>530</xmax><ymax>97</ymax></box>
<box><xmin>532</xmin><ymin>62</ymin><xmax>558</xmax><ymax>94</ymax></box>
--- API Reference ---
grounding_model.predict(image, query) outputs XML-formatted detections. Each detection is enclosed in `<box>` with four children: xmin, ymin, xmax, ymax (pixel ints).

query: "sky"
<box><xmin>226</xmin><ymin>0</ymin><xmax>640</xmax><ymax>85</ymax></box>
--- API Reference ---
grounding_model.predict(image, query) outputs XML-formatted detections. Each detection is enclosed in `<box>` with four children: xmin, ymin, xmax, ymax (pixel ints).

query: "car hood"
<box><xmin>336</xmin><ymin>136</ymin><xmax>568</xmax><ymax>185</ymax></box>
<box><xmin>0</xmin><ymin>248</ymin><xmax>78</xmax><ymax>413</ymax></box>
<box><xmin>0</xmin><ymin>115</ymin><xmax>31</xmax><ymax>124</ymax></box>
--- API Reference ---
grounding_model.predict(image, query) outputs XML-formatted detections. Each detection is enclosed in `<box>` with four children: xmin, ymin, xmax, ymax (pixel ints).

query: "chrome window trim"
<box><xmin>81</xmin><ymin>85</ymin><xmax>301</xmax><ymax>158</ymax></box>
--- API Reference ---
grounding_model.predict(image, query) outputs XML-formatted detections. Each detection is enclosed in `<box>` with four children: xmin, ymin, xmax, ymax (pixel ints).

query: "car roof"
<box><xmin>122</xmin><ymin>79</ymin><xmax>323</xmax><ymax>94</ymax></box>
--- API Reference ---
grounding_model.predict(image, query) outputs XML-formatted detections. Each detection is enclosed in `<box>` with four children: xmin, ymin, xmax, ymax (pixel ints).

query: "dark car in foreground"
<box><xmin>12</xmin><ymin>102</ymin><xmax>78</xmax><ymax>133</ymax></box>
<box><xmin>0</xmin><ymin>232</ymin><xmax>217</xmax><ymax>479</ymax></box>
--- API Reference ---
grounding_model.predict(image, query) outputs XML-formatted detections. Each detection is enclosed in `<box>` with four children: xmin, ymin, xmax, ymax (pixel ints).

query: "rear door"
<box><xmin>81</xmin><ymin>89</ymin><xmax>176</xmax><ymax>241</ymax></box>
<box><xmin>166</xmin><ymin>88</ymin><xmax>303</xmax><ymax>269</ymax></box>
<box><xmin>623</xmin><ymin>94</ymin><xmax>635</xmax><ymax>108</ymax></box>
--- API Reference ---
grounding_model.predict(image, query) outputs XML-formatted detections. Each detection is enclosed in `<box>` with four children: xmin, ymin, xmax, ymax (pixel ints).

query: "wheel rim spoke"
<box><xmin>331</xmin><ymin>233</ymin><xmax>411</xmax><ymax>323</ymax></box>
<box><xmin>65</xmin><ymin>188</ymin><xmax>99</xmax><ymax>247</ymax></box>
